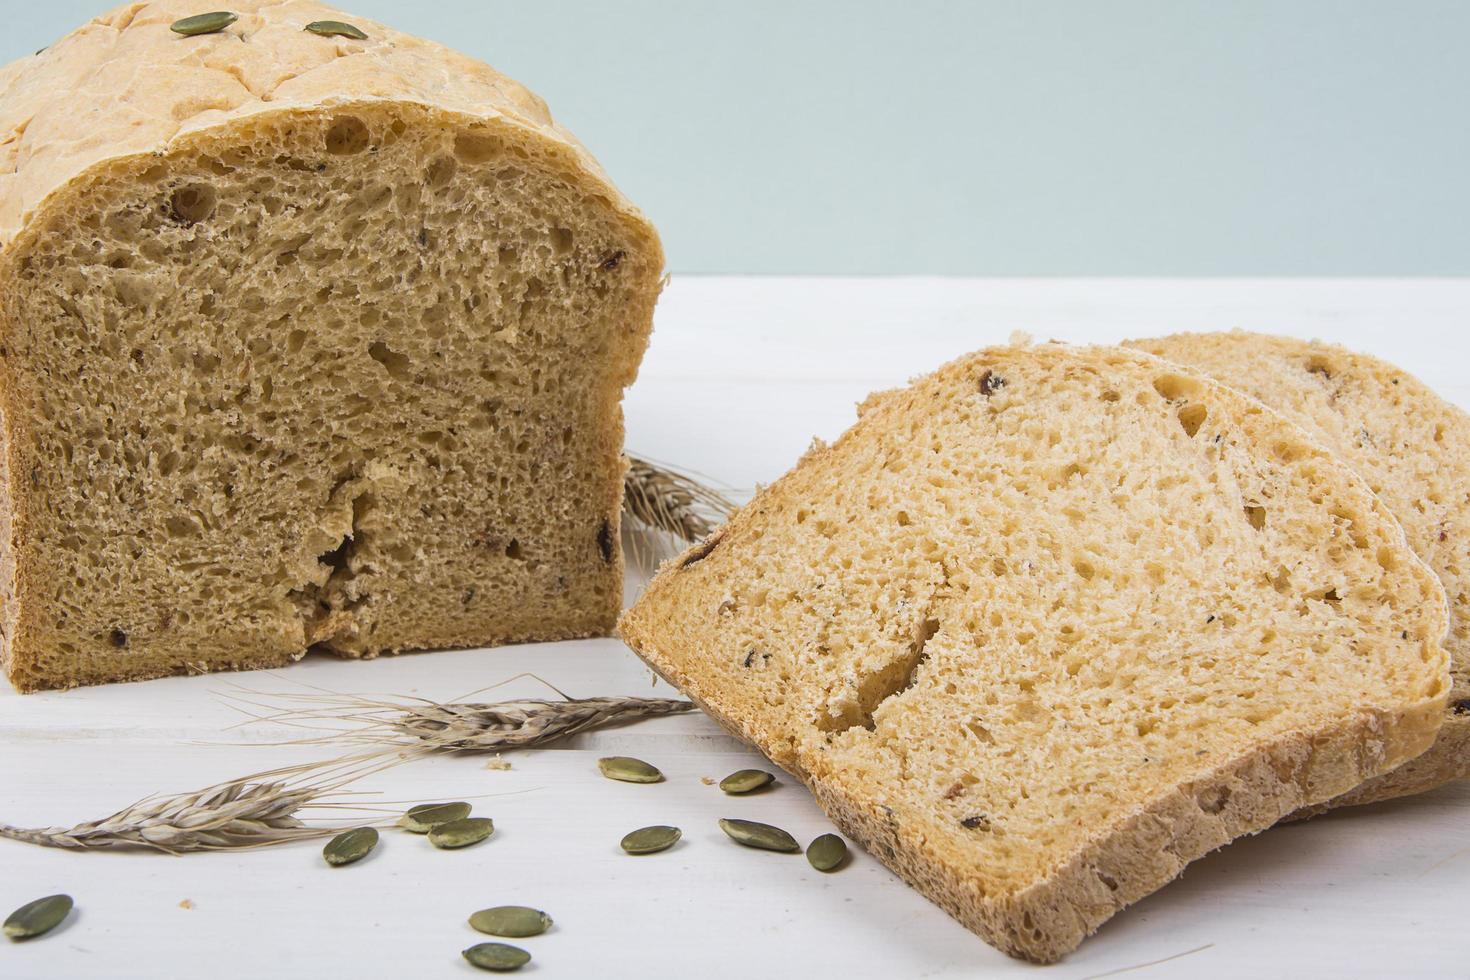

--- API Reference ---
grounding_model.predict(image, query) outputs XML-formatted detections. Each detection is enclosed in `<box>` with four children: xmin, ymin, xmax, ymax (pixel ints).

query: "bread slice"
<box><xmin>1128</xmin><ymin>331</ymin><xmax>1470</xmax><ymax>809</ymax></box>
<box><xmin>620</xmin><ymin>343</ymin><xmax>1449</xmax><ymax>962</ymax></box>
<box><xmin>0</xmin><ymin>2</ymin><xmax>662</xmax><ymax>691</ymax></box>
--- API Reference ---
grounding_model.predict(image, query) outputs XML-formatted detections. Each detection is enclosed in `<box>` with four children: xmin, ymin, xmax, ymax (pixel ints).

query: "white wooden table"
<box><xmin>3</xmin><ymin>278</ymin><xmax>1468</xmax><ymax>979</ymax></box>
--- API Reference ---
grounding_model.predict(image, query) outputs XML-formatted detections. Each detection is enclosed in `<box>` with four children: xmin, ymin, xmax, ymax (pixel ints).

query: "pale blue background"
<box><xmin>5</xmin><ymin>1</ymin><xmax>1468</xmax><ymax>275</ymax></box>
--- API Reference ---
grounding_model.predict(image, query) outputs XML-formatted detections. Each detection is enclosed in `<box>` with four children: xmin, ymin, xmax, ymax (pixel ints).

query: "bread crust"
<box><xmin>0</xmin><ymin>3</ymin><xmax>662</xmax><ymax>690</ymax></box>
<box><xmin>1130</xmin><ymin>332</ymin><xmax>1470</xmax><ymax>810</ymax></box>
<box><xmin>620</xmin><ymin>342</ymin><xmax>1449</xmax><ymax>962</ymax></box>
<box><xmin>0</xmin><ymin>1</ymin><xmax>650</xmax><ymax>247</ymax></box>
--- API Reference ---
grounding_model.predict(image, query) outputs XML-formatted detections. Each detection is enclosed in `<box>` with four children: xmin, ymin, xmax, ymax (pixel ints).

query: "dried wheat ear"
<box><xmin>622</xmin><ymin>457</ymin><xmax>738</xmax><ymax>573</ymax></box>
<box><xmin>227</xmin><ymin>684</ymin><xmax>697</xmax><ymax>754</ymax></box>
<box><xmin>0</xmin><ymin>757</ymin><xmax>395</xmax><ymax>853</ymax></box>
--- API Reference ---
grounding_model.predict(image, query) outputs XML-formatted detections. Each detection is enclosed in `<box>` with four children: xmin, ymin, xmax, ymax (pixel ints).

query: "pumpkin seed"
<box><xmin>597</xmin><ymin>756</ymin><xmax>663</xmax><ymax>783</ymax></box>
<box><xmin>463</xmin><ymin>942</ymin><xmax>531</xmax><ymax>972</ymax></box>
<box><xmin>304</xmin><ymin>20</ymin><xmax>368</xmax><ymax>40</ymax></box>
<box><xmin>718</xmin><ymin>818</ymin><xmax>800</xmax><ymax>853</ymax></box>
<box><xmin>4</xmin><ymin>895</ymin><xmax>73</xmax><ymax>941</ymax></box>
<box><xmin>719</xmin><ymin>769</ymin><xmax>775</xmax><ymax>794</ymax></box>
<box><xmin>399</xmin><ymin>801</ymin><xmax>471</xmax><ymax>833</ymax></box>
<box><xmin>170</xmin><ymin>12</ymin><xmax>238</xmax><ymax>36</ymax></box>
<box><xmin>469</xmin><ymin>906</ymin><xmax>552</xmax><ymax>938</ymax></box>
<box><xmin>322</xmin><ymin>826</ymin><xmax>378</xmax><ymax>867</ymax></box>
<box><xmin>806</xmin><ymin>833</ymin><xmax>847</xmax><ymax>871</ymax></box>
<box><xmin>620</xmin><ymin>825</ymin><xmax>681</xmax><ymax>855</ymax></box>
<box><xmin>429</xmin><ymin>817</ymin><xmax>495</xmax><ymax>849</ymax></box>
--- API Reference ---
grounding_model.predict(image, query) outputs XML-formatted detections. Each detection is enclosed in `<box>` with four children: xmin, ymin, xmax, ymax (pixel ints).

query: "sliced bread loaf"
<box><xmin>0</xmin><ymin>2</ymin><xmax>662</xmax><ymax>690</ymax></box>
<box><xmin>620</xmin><ymin>343</ymin><xmax>1449</xmax><ymax>962</ymax></box>
<box><xmin>1128</xmin><ymin>331</ymin><xmax>1470</xmax><ymax>808</ymax></box>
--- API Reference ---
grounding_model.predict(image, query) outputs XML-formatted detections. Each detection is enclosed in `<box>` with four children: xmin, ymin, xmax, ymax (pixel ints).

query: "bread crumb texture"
<box><xmin>0</xmin><ymin>1</ymin><xmax>663</xmax><ymax>690</ymax></box>
<box><xmin>1130</xmin><ymin>331</ymin><xmax>1470</xmax><ymax>810</ymax></box>
<box><xmin>621</xmin><ymin>343</ymin><xmax>1449</xmax><ymax>962</ymax></box>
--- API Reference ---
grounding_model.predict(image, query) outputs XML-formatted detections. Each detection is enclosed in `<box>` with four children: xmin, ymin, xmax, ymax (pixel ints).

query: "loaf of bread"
<box><xmin>1129</xmin><ymin>331</ymin><xmax>1470</xmax><ymax>809</ymax></box>
<box><xmin>0</xmin><ymin>2</ymin><xmax>663</xmax><ymax>690</ymax></box>
<box><xmin>620</xmin><ymin>343</ymin><xmax>1449</xmax><ymax>962</ymax></box>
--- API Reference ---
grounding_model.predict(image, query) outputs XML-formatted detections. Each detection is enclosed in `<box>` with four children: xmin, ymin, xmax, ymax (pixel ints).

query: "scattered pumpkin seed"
<box><xmin>429</xmin><ymin>816</ymin><xmax>495</xmax><ymax>849</ymax></box>
<box><xmin>4</xmin><ymin>895</ymin><xmax>73</xmax><ymax>941</ymax></box>
<box><xmin>463</xmin><ymin>942</ymin><xmax>531</xmax><ymax>972</ymax></box>
<box><xmin>719</xmin><ymin>769</ymin><xmax>775</xmax><ymax>794</ymax></box>
<box><xmin>718</xmin><ymin>818</ymin><xmax>800</xmax><ymax>853</ymax></box>
<box><xmin>170</xmin><ymin>11</ymin><xmax>238</xmax><ymax>36</ymax></box>
<box><xmin>469</xmin><ymin>906</ymin><xmax>552</xmax><ymax>938</ymax></box>
<box><xmin>806</xmin><ymin>833</ymin><xmax>847</xmax><ymax>872</ymax></box>
<box><xmin>304</xmin><ymin>20</ymin><xmax>368</xmax><ymax>40</ymax></box>
<box><xmin>597</xmin><ymin>756</ymin><xmax>663</xmax><ymax>783</ymax></box>
<box><xmin>399</xmin><ymin>801</ymin><xmax>472</xmax><ymax>833</ymax></box>
<box><xmin>322</xmin><ymin>826</ymin><xmax>378</xmax><ymax>867</ymax></box>
<box><xmin>620</xmin><ymin>825</ymin><xmax>681</xmax><ymax>855</ymax></box>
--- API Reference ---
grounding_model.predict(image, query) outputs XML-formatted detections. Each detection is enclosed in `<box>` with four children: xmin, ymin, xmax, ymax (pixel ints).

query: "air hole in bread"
<box><xmin>1244</xmin><ymin>505</ymin><xmax>1267</xmax><ymax>530</ymax></box>
<box><xmin>1272</xmin><ymin>441</ymin><xmax>1303</xmax><ymax>464</ymax></box>
<box><xmin>454</xmin><ymin>131</ymin><xmax>503</xmax><ymax>164</ymax></box>
<box><xmin>1152</xmin><ymin>373</ymin><xmax>1199</xmax><ymax>402</ymax></box>
<box><xmin>964</xmin><ymin>719</ymin><xmax>995</xmax><ymax>743</ymax></box>
<box><xmin>367</xmin><ymin>341</ymin><xmax>412</xmax><ymax>381</ymax></box>
<box><xmin>325</xmin><ymin>116</ymin><xmax>371</xmax><ymax>156</ymax></box>
<box><xmin>816</xmin><ymin>617</ymin><xmax>942</xmax><ymax>733</ymax></box>
<box><xmin>1176</xmin><ymin>403</ymin><xmax>1207</xmax><ymax>438</ymax></box>
<box><xmin>1196</xmin><ymin>784</ymin><xmax>1231</xmax><ymax>813</ymax></box>
<box><xmin>679</xmin><ymin>531</ymin><xmax>724</xmax><ymax>569</ymax></box>
<box><xmin>425</xmin><ymin>155</ymin><xmax>457</xmax><ymax>188</ymax></box>
<box><xmin>167</xmin><ymin>184</ymin><xmax>217</xmax><ymax>225</ymax></box>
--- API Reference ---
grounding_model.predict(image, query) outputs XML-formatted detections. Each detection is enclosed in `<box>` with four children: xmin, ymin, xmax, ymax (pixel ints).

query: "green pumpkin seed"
<box><xmin>304</xmin><ymin>20</ymin><xmax>368</xmax><ymax>40</ymax></box>
<box><xmin>463</xmin><ymin>942</ymin><xmax>531</xmax><ymax>972</ymax></box>
<box><xmin>399</xmin><ymin>801</ymin><xmax>472</xmax><ymax>833</ymax></box>
<box><xmin>322</xmin><ymin>826</ymin><xmax>379</xmax><ymax>867</ymax></box>
<box><xmin>170</xmin><ymin>12</ymin><xmax>238</xmax><ymax>36</ymax></box>
<box><xmin>468</xmin><ymin>906</ymin><xmax>552</xmax><ymax>938</ymax></box>
<box><xmin>806</xmin><ymin>833</ymin><xmax>847</xmax><ymax>871</ymax></box>
<box><xmin>429</xmin><ymin>817</ymin><xmax>495</xmax><ymax>849</ymax></box>
<box><xmin>597</xmin><ymin>756</ymin><xmax>663</xmax><ymax>783</ymax></box>
<box><xmin>719</xmin><ymin>818</ymin><xmax>800</xmax><ymax>853</ymax></box>
<box><xmin>4</xmin><ymin>895</ymin><xmax>73</xmax><ymax>941</ymax></box>
<box><xmin>719</xmin><ymin>768</ymin><xmax>776</xmax><ymax>794</ymax></box>
<box><xmin>620</xmin><ymin>825</ymin><xmax>681</xmax><ymax>855</ymax></box>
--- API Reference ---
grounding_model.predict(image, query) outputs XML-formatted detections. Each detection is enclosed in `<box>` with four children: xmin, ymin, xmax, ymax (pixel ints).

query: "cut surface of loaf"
<box><xmin>1128</xmin><ymin>331</ymin><xmax>1470</xmax><ymax>809</ymax></box>
<box><xmin>0</xmin><ymin>1</ymin><xmax>662</xmax><ymax>690</ymax></box>
<box><xmin>620</xmin><ymin>343</ymin><xmax>1449</xmax><ymax>962</ymax></box>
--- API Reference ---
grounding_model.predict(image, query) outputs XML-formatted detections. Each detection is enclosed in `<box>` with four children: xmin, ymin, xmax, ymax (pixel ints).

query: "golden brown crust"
<box><xmin>620</xmin><ymin>342</ymin><xmax>1449</xmax><ymax>962</ymax></box>
<box><xmin>0</xmin><ymin>1</ymin><xmax>647</xmax><ymax>247</ymax></box>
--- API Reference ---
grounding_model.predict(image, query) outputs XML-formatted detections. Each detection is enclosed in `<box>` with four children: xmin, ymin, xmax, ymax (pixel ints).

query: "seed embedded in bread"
<box><xmin>1129</xmin><ymin>331</ymin><xmax>1470</xmax><ymax>810</ymax></box>
<box><xmin>0</xmin><ymin>2</ymin><xmax>663</xmax><ymax>691</ymax></box>
<box><xmin>621</xmin><ymin>342</ymin><xmax>1449</xmax><ymax>962</ymax></box>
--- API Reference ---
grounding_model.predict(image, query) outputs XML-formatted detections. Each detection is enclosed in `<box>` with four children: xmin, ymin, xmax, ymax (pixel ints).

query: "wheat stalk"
<box><xmin>232</xmin><ymin>690</ymin><xmax>697</xmax><ymax>754</ymax></box>
<box><xmin>0</xmin><ymin>755</ymin><xmax>394</xmax><ymax>853</ymax></box>
<box><xmin>622</xmin><ymin>455</ymin><xmax>736</xmax><ymax>573</ymax></box>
